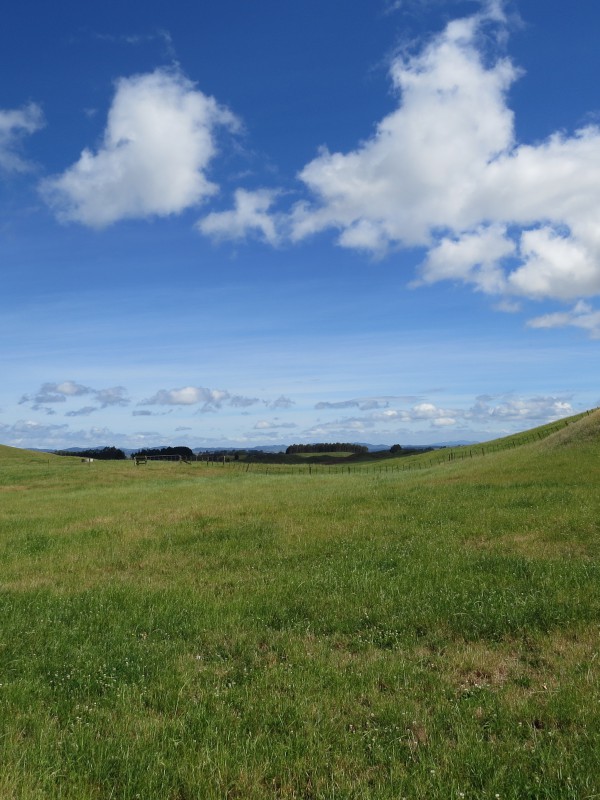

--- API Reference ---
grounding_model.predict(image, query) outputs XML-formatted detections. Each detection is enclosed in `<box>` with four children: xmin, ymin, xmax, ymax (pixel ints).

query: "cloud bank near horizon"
<box><xmin>8</xmin><ymin>377</ymin><xmax>580</xmax><ymax>449</ymax></box>
<box><xmin>1</xmin><ymin>391</ymin><xmax>578</xmax><ymax>449</ymax></box>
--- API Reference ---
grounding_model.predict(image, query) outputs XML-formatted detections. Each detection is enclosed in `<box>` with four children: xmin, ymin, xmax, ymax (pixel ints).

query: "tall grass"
<box><xmin>0</xmin><ymin>413</ymin><xmax>599</xmax><ymax>798</ymax></box>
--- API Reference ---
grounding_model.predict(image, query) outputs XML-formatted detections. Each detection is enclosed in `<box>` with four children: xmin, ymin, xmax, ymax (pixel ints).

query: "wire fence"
<box><xmin>181</xmin><ymin>409</ymin><xmax>597</xmax><ymax>477</ymax></box>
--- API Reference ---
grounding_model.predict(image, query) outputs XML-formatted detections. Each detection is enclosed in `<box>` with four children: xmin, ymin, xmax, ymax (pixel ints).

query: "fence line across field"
<box><xmin>129</xmin><ymin>413</ymin><xmax>587</xmax><ymax>475</ymax></box>
<box><xmin>3</xmin><ymin>410</ymin><xmax>592</xmax><ymax>476</ymax></box>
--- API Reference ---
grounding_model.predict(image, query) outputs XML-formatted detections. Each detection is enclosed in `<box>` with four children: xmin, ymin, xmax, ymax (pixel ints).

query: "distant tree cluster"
<box><xmin>198</xmin><ymin>450</ymin><xmax>241</xmax><ymax>462</ymax></box>
<box><xmin>55</xmin><ymin>446</ymin><xmax>126</xmax><ymax>460</ymax></box>
<box><xmin>286</xmin><ymin>443</ymin><xmax>368</xmax><ymax>455</ymax></box>
<box><xmin>132</xmin><ymin>446</ymin><xmax>194</xmax><ymax>460</ymax></box>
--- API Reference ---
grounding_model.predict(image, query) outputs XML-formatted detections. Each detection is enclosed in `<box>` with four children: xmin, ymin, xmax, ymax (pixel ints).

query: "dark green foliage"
<box><xmin>55</xmin><ymin>446</ymin><xmax>126</xmax><ymax>460</ymax></box>
<box><xmin>132</xmin><ymin>446</ymin><xmax>193</xmax><ymax>460</ymax></box>
<box><xmin>286</xmin><ymin>442</ymin><xmax>368</xmax><ymax>454</ymax></box>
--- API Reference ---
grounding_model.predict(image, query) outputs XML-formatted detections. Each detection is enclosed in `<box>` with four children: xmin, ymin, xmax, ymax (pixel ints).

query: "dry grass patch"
<box><xmin>445</xmin><ymin>640</ymin><xmax>521</xmax><ymax>694</ymax></box>
<box><xmin>443</xmin><ymin>626</ymin><xmax>600</xmax><ymax>702</ymax></box>
<box><xmin>470</xmin><ymin>530</ymin><xmax>596</xmax><ymax>560</ymax></box>
<box><xmin>61</xmin><ymin>516</ymin><xmax>116</xmax><ymax>534</ymax></box>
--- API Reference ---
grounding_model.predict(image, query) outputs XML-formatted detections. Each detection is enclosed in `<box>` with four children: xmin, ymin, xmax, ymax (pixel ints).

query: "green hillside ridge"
<box><xmin>538</xmin><ymin>406</ymin><xmax>600</xmax><ymax>449</ymax></box>
<box><xmin>0</xmin><ymin>443</ymin><xmax>57</xmax><ymax>461</ymax></box>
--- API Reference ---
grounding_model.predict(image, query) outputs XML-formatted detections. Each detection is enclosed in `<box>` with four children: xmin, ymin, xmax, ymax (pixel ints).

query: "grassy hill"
<box><xmin>0</xmin><ymin>443</ymin><xmax>55</xmax><ymax>461</ymax></box>
<box><xmin>0</xmin><ymin>411</ymin><xmax>599</xmax><ymax>798</ymax></box>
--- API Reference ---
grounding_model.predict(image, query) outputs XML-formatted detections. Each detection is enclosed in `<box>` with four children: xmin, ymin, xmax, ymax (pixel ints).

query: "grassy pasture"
<box><xmin>0</xmin><ymin>413</ymin><xmax>599</xmax><ymax>798</ymax></box>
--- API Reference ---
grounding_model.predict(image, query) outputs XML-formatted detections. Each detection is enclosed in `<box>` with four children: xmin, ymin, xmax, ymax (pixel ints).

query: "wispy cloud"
<box><xmin>528</xmin><ymin>301</ymin><xmax>600</xmax><ymax>339</ymax></box>
<box><xmin>65</xmin><ymin>406</ymin><xmax>98</xmax><ymax>417</ymax></box>
<box><xmin>315</xmin><ymin>396</ymin><xmax>414</xmax><ymax>411</ymax></box>
<box><xmin>19</xmin><ymin>381</ymin><xmax>129</xmax><ymax>412</ymax></box>
<box><xmin>0</xmin><ymin>103</ymin><xmax>44</xmax><ymax>173</ymax></box>
<box><xmin>95</xmin><ymin>386</ymin><xmax>129</xmax><ymax>407</ymax></box>
<box><xmin>140</xmin><ymin>385</ymin><xmax>290</xmax><ymax>413</ymax></box>
<box><xmin>315</xmin><ymin>400</ymin><xmax>364</xmax><ymax>411</ymax></box>
<box><xmin>265</xmin><ymin>395</ymin><xmax>295</xmax><ymax>410</ymax></box>
<box><xmin>94</xmin><ymin>29</ymin><xmax>176</xmax><ymax>58</ymax></box>
<box><xmin>253</xmin><ymin>420</ymin><xmax>297</xmax><ymax>430</ymax></box>
<box><xmin>230</xmin><ymin>394</ymin><xmax>261</xmax><ymax>408</ymax></box>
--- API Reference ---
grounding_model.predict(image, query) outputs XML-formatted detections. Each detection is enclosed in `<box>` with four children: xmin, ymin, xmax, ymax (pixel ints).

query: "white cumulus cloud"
<box><xmin>41</xmin><ymin>69</ymin><xmax>238</xmax><ymax>227</ymax></box>
<box><xmin>142</xmin><ymin>386</ymin><xmax>229</xmax><ymax>408</ymax></box>
<box><xmin>290</xmin><ymin>11</ymin><xmax>518</xmax><ymax>250</ymax></box>
<box><xmin>140</xmin><ymin>386</ymin><xmax>263</xmax><ymax>412</ymax></box>
<box><xmin>198</xmin><ymin>188</ymin><xmax>281</xmax><ymax>244</ymax></box>
<box><xmin>418</xmin><ymin>225</ymin><xmax>515</xmax><ymax>294</ymax></box>
<box><xmin>205</xmin><ymin>4</ymin><xmax>600</xmax><ymax>318</ymax></box>
<box><xmin>338</xmin><ymin>11</ymin><xmax>599</xmax><ymax>305</ymax></box>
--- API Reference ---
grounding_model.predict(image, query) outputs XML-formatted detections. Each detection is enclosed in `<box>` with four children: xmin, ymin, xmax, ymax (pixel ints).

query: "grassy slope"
<box><xmin>0</xmin><ymin>413</ymin><xmax>599</xmax><ymax>798</ymax></box>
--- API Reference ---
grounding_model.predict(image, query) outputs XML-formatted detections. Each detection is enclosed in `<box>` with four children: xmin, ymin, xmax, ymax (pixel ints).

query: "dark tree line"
<box><xmin>286</xmin><ymin>443</ymin><xmax>369</xmax><ymax>455</ymax></box>
<box><xmin>131</xmin><ymin>446</ymin><xmax>194</xmax><ymax>460</ymax></box>
<box><xmin>55</xmin><ymin>446</ymin><xmax>126</xmax><ymax>460</ymax></box>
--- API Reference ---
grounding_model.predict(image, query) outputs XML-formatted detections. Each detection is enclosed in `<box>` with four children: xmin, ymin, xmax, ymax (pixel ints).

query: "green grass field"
<box><xmin>1</xmin><ymin>412</ymin><xmax>599</xmax><ymax>798</ymax></box>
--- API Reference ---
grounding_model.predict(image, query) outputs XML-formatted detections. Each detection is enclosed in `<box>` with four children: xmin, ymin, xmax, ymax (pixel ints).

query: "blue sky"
<box><xmin>1</xmin><ymin>0</ymin><xmax>599</xmax><ymax>450</ymax></box>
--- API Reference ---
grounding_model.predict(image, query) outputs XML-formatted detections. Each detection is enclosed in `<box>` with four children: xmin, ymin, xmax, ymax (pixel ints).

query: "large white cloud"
<box><xmin>291</xmin><ymin>13</ymin><xmax>518</xmax><ymax>249</ymax></box>
<box><xmin>0</xmin><ymin>103</ymin><xmax>44</xmax><ymax>172</ymax></box>
<box><xmin>289</xmin><ymin>9</ymin><xmax>600</xmax><ymax>305</ymax></box>
<box><xmin>202</xmin><ymin>4</ymin><xmax>600</xmax><ymax>314</ymax></box>
<box><xmin>41</xmin><ymin>69</ymin><xmax>238</xmax><ymax>227</ymax></box>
